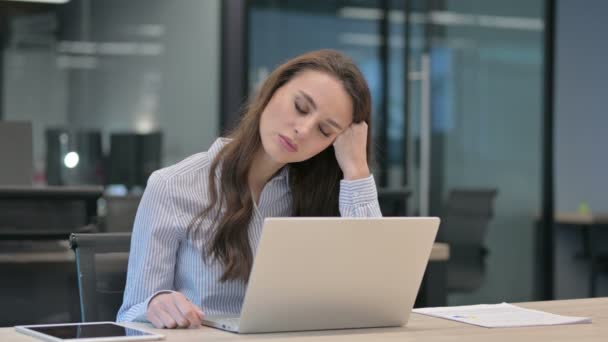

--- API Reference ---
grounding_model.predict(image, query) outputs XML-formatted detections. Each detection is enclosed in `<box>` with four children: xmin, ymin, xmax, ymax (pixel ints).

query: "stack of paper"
<box><xmin>412</xmin><ymin>302</ymin><xmax>592</xmax><ymax>328</ymax></box>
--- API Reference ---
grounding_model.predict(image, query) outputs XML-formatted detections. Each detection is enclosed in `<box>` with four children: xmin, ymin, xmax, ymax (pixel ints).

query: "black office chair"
<box><xmin>439</xmin><ymin>188</ymin><xmax>498</xmax><ymax>293</ymax></box>
<box><xmin>69</xmin><ymin>231</ymin><xmax>132</xmax><ymax>322</ymax></box>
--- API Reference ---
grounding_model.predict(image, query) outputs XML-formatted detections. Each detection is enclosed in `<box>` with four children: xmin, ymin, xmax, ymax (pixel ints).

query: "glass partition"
<box><xmin>248</xmin><ymin>0</ymin><xmax>546</xmax><ymax>305</ymax></box>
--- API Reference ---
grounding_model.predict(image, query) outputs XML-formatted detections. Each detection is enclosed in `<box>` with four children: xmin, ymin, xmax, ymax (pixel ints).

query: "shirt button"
<box><xmin>353</xmin><ymin>191</ymin><xmax>360</xmax><ymax>198</ymax></box>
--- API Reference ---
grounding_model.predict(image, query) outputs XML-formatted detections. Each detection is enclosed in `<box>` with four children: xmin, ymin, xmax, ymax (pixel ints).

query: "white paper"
<box><xmin>412</xmin><ymin>302</ymin><xmax>592</xmax><ymax>328</ymax></box>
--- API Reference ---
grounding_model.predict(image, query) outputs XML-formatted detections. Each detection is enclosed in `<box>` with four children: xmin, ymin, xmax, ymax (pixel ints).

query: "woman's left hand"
<box><xmin>333</xmin><ymin>121</ymin><xmax>370</xmax><ymax>180</ymax></box>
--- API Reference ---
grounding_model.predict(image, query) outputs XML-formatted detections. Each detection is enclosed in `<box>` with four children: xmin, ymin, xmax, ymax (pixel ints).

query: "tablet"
<box><xmin>14</xmin><ymin>322</ymin><xmax>165</xmax><ymax>342</ymax></box>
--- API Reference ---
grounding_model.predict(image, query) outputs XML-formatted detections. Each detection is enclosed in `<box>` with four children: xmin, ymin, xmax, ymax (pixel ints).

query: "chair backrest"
<box><xmin>69</xmin><ymin>232</ymin><xmax>132</xmax><ymax>322</ymax></box>
<box><xmin>439</xmin><ymin>188</ymin><xmax>498</xmax><ymax>244</ymax></box>
<box><xmin>439</xmin><ymin>188</ymin><xmax>498</xmax><ymax>293</ymax></box>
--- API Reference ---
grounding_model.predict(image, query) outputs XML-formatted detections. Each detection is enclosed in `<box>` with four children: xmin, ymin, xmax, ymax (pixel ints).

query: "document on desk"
<box><xmin>412</xmin><ymin>303</ymin><xmax>592</xmax><ymax>328</ymax></box>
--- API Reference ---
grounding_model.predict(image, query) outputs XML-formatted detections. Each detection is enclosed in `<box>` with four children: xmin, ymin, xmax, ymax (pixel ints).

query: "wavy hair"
<box><xmin>191</xmin><ymin>49</ymin><xmax>372</xmax><ymax>282</ymax></box>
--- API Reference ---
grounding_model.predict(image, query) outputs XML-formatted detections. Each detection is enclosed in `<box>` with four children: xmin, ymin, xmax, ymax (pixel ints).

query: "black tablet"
<box><xmin>14</xmin><ymin>322</ymin><xmax>165</xmax><ymax>342</ymax></box>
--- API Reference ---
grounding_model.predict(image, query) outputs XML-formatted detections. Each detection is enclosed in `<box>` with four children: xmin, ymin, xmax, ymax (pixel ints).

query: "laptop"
<box><xmin>202</xmin><ymin>217</ymin><xmax>440</xmax><ymax>333</ymax></box>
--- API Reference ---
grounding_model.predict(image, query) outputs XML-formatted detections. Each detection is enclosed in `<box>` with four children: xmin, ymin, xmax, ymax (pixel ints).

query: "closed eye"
<box><xmin>294</xmin><ymin>99</ymin><xmax>308</xmax><ymax>114</ymax></box>
<box><xmin>319</xmin><ymin>125</ymin><xmax>331</xmax><ymax>138</ymax></box>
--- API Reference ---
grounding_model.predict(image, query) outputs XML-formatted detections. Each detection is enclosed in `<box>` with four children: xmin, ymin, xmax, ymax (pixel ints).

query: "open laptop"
<box><xmin>202</xmin><ymin>217</ymin><xmax>440</xmax><ymax>333</ymax></box>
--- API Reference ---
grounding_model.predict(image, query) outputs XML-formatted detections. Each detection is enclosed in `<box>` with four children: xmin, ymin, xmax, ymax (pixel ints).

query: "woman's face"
<box><xmin>259</xmin><ymin>70</ymin><xmax>353</xmax><ymax>164</ymax></box>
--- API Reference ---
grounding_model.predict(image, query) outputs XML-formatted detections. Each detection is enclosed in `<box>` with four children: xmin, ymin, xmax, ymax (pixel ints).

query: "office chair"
<box><xmin>69</xmin><ymin>231</ymin><xmax>132</xmax><ymax>322</ymax></box>
<box><xmin>439</xmin><ymin>188</ymin><xmax>498</xmax><ymax>293</ymax></box>
<box><xmin>108</xmin><ymin>132</ymin><xmax>162</xmax><ymax>189</ymax></box>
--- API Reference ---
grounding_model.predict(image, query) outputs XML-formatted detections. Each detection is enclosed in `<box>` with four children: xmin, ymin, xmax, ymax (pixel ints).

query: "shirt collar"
<box><xmin>273</xmin><ymin>165</ymin><xmax>290</xmax><ymax>183</ymax></box>
<box><xmin>206</xmin><ymin>137</ymin><xmax>231</xmax><ymax>163</ymax></box>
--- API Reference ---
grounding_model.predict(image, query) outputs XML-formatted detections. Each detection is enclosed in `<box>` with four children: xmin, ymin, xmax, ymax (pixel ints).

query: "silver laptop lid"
<box><xmin>237</xmin><ymin>217</ymin><xmax>440</xmax><ymax>333</ymax></box>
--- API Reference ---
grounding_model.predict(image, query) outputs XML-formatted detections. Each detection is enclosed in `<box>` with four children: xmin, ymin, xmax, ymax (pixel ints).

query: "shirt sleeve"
<box><xmin>116</xmin><ymin>171</ymin><xmax>184</xmax><ymax>323</ymax></box>
<box><xmin>338</xmin><ymin>174</ymin><xmax>383</xmax><ymax>217</ymax></box>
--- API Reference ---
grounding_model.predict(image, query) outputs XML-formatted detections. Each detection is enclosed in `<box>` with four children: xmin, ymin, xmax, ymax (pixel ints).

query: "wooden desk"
<box><xmin>2</xmin><ymin>297</ymin><xmax>606</xmax><ymax>341</ymax></box>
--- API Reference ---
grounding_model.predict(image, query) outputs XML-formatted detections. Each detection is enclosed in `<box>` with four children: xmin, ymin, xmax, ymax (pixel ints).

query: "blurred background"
<box><xmin>0</xmin><ymin>0</ymin><xmax>606</xmax><ymax>327</ymax></box>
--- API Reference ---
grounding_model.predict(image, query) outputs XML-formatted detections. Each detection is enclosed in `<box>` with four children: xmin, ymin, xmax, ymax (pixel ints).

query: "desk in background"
<box><xmin>553</xmin><ymin>212</ymin><xmax>608</xmax><ymax>260</ymax></box>
<box><xmin>535</xmin><ymin>212</ymin><xmax>608</xmax><ymax>300</ymax></box>
<box><xmin>553</xmin><ymin>212</ymin><xmax>608</xmax><ymax>225</ymax></box>
<box><xmin>2</xmin><ymin>297</ymin><xmax>606</xmax><ymax>341</ymax></box>
<box><xmin>0</xmin><ymin>186</ymin><xmax>102</xmax><ymax>239</ymax></box>
<box><xmin>554</xmin><ymin>212</ymin><xmax>608</xmax><ymax>297</ymax></box>
<box><xmin>0</xmin><ymin>186</ymin><xmax>103</xmax><ymax>326</ymax></box>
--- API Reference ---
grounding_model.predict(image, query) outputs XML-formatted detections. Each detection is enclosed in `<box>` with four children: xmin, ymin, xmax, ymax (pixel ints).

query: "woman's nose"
<box><xmin>294</xmin><ymin>116</ymin><xmax>315</xmax><ymax>136</ymax></box>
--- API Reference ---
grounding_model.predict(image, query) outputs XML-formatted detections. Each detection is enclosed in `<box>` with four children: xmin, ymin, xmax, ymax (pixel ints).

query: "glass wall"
<box><xmin>2</xmin><ymin>0</ymin><xmax>220</xmax><ymax>189</ymax></box>
<box><xmin>419</xmin><ymin>0</ymin><xmax>545</xmax><ymax>305</ymax></box>
<box><xmin>248</xmin><ymin>0</ymin><xmax>546</xmax><ymax>305</ymax></box>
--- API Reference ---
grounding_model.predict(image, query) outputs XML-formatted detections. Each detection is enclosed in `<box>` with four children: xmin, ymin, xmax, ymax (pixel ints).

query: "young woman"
<box><xmin>117</xmin><ymin>49</ymin><xmax>382</xmax><ymax>329</ymax></box>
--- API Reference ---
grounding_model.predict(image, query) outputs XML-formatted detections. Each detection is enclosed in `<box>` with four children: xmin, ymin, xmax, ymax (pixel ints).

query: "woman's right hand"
<box><xmin>146</xmin><ymin>292</ymin><xmax>205</xmax><ymax>329</ymax></box>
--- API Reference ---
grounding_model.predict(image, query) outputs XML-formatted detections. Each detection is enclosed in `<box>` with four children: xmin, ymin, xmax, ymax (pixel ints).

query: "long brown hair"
<box><xmin>192</xmin><ymin>49</ymin><xmax>372</xmax><ymax>282</ymax></box>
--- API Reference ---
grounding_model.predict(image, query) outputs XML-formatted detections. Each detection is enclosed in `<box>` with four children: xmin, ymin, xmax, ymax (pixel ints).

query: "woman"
<box><xmin>117</xmin><ymin>49</ymin><xmax>382</xmax><ymax>329</ymax></box>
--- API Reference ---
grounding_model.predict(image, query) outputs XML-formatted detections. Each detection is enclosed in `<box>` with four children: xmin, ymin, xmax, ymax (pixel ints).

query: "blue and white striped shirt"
<box><xmin>116</xmin><ymin>138</ymin><xmax>382</xmax><ymax>323</ymax></box>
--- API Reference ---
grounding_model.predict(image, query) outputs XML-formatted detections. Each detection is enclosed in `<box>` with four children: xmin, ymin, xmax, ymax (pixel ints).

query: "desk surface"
<box><xmin>554</xmin><ymin>212</ymin><xmax>608</xmax><ymax>225</ymax></box>
<box><xmin>2</xmin><ymin>297</ymin><xmax>606</xmax><ymax>341</ymax></box>
<box><xmin>430</xmin><ymin>242</ymin><xmax>449</xmax><ymax>261</ymax></box>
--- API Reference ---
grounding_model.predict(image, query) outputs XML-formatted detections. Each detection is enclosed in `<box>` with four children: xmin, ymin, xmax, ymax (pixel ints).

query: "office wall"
<box><xmin>554</xmin><ymin>0</ymin><xmax>608</xmax><ymax>297</ymax></box>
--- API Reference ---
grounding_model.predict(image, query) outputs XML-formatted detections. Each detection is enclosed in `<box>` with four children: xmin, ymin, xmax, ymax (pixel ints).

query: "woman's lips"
<box><xmin>278</xmin><ymin>134</ymin><xmax>298</xmax><ymax>152</ymax></box>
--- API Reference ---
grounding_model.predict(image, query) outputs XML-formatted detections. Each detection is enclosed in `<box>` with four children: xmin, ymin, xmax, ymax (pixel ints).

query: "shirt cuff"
<box><xmin>339</xmin><ymin>174</ymin><xmax>379</xmax><ymax>207</ymax></box>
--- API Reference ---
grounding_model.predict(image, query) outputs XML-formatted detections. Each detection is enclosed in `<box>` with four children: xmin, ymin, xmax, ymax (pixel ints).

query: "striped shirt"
<box><xmin>116</xmin><ymin>138</ymin><xmax>382</xmax><ymax>323</ymax></box>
